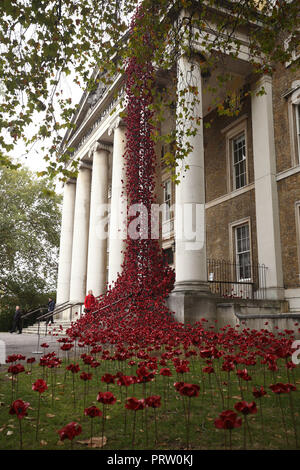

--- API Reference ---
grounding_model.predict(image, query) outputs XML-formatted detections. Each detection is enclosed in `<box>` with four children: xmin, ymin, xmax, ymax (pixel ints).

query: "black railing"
<box><xmin>207</xmin><ymin>259</ymin><xmax>267</xmax><ymax>300</ymax></box>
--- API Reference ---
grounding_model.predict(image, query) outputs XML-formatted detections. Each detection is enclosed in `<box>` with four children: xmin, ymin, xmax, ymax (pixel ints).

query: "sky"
<box><xmin>6</xmin><ymin>72</ymin><xmax>84</xmax><ymax>193</ymax></box>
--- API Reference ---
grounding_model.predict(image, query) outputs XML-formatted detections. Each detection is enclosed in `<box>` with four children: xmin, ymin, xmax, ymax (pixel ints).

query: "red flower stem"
<box><xmin>90</xmin><ymin>418</ymin><xmax>93</xmax><ymax>447</ymax></box>
<box><xmin>145</xmin><ymin>406</ymin><xmax>149</xmax><ymax>446</ymax></box>
<box><xmin>259</xmin><ymin>397</ymin><xmax>265</xmax><ymax>448</ymax></box>
<box><xmin>19</xmin><ymin>419</ymin><xmax>23</xmax><ymax>450</ymax></box>
<box><xmin>154</xmin><ymin>408</ymin><xmax>158</xmax><ymax>444</ymax></box>
<box><xmin>208</xmin><ymin>375</ymin><xmax>214</xmax><ymax>404</ymax></box>
<box><xmin>227</xmin><ymin>372</ymin><xmax>231</xmax><ymax>408</ymax></box>
<box><xmin>186</xmin><ymin>397</ymin><xmax>191</xmax><ymax>449</ymax></box>
<box><xmin>229</xmin><ymin>429</ymin><xmax>232</xmax><ymax>450</ymax></box>
<box><xmin>214</xmin><ymin>371</ymin><xmax>224</xmax><ymax>408</ymax></box>
<box><xmin>72</xmin><ymin>374</ymin><xmax>76</xmax><ymax>409</ymax></box>
<box><xmin>245</xmin><ymin>415</ymin><xmax>253</xmax><ymax>445</ymax></box>
<box><xmin>36</xmin><ymin>393</ymin><xmax>40</xmax><ymax>441</ymax></box>
<box><xmin>132</xmin><ymin>411</ymin><xmax>137</xmax><ymax>447</ymax></box>
<box><xmin>278</xmin><ymin>395</ymin><xmax>289</xmax><ymax>446</ymax></box>
<box><xmin>11</xmin><ymin>374</ymin><xmax>14</xmax><ymax>403</ymax></box>
<box><xmin>102</xmin><ymin>404</ymin><xmax>105</xmax><ymax>445</ymax></box>
<box><xmin>288</xmin><ymin>392</ymin><xmax>298</xmax><ymax>448</ymax></box>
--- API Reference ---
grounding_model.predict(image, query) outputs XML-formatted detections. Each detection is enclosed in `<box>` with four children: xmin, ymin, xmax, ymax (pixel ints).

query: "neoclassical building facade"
<box><xmin>56</xmin><ymin>17</ymin><xmax>300</xmax><ymax>326</ymax></box>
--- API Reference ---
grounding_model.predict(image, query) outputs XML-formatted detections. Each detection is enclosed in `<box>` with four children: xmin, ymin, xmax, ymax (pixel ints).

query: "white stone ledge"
<box><xmin>205</xmin><ymin>183</ymin><xmax>254</xmax><ymax>209</ymax></box>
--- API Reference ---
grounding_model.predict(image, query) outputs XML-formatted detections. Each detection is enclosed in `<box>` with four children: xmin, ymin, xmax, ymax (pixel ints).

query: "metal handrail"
<box><xmin>21</xmin><ymin>305</ymin><xmax>48</xmax><ymax>320</ymax></box>
<box><xmin>32</xmin><ymin>301</ymin><xmax>83</xmax><ymax>354</ymax></box>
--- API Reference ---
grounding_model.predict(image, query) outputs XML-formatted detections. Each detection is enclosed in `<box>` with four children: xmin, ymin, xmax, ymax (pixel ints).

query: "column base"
<box><xmin>167</xmin><ymin>281</ymin><xmax>217</xmax><ymax>326</ymax></box>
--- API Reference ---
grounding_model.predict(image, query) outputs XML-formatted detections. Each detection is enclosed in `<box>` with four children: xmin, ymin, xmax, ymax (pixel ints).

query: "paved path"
<box><xmin>0</xmin><ymin>332</ymin><xmax>63</xmax><ymax>370</ymax></box>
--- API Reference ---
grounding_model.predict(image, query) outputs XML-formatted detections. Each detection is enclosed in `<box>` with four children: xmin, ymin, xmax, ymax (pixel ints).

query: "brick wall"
<box><xmin>273</xmin><ymin>63</ymin><xmax>300</xmax><ymax>173</ymax></box>
<box><xmin>278</xmin><ymin>173</ymin><xmax>300</xmax><ymax>288</ymax></box>
<box><xmin>206</xmin><ymin>189</ymin><xmax>258</xmax><ymax>267</ymax></box>
<box><xmin>204</xmin><ymin>96</ymin><xmax>254</xmax><ymax>203</ymax></box>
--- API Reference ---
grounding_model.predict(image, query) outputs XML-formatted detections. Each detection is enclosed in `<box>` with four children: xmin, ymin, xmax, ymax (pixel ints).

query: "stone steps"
<box><xmin>22</xmin><ymin>320</ymin><xmax>73</xmax><ymax>337</ymax></box>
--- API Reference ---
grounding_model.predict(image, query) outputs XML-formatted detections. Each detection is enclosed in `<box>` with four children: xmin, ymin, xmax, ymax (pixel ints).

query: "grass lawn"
<box><xmin>0</xmin><ymin>344</ymin><xmax>299</xmax><ymax>451</ymax></box>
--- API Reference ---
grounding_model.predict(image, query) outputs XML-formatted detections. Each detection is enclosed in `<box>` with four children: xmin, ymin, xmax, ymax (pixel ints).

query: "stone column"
<box><xmin>69</xmin><ymin>165</ymin><xmax>92</xmax><ymax>309</ymax></box>
<box><xmin>251</xmin><ymin>76</ymin><xmax>284</xmax><ymax>299</ymax></box>
<box><xmin>56</xmin><ymin>180</ymin><xmax>76</xmax><ymax>309</ymax></box>
<box><xmin>167</xmin><ymin>53</ymin><xmax>216</xmax><ymax>324</ymax></box>
<box><xmin>108</xmin><ymin>123</ymin><xmax>127</xmax><ymax>285</ymax></box>
<box><xmin>86</xmin><ymin>142</ymin><xmax>110</xmax><ymax>297</ymax></box>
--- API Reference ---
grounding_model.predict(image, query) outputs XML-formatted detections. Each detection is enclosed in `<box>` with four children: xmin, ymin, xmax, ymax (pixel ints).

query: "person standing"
<box><xmin>84</xmin><ymin>290</ymin><xmax>96</xmax><ymax>314</ymax></box>
<box><xmin>46</xmin><ymin>297</ymin><xmax>55</xmax><ymax>324</ymax></box>
<box><xmin>10</xmin><ymin>305</ymin><xmax>23</xmax><ymax>334</ymax></box>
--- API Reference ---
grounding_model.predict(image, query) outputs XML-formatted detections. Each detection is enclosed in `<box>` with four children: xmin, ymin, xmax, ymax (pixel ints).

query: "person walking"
<box><xmin>84</xmin><ymin>290</ymin><xmax>96</xmax><ymax>314</ymax></box>
<box><xmin>46</xmin><ymin>297</ymin><xmax>55</xmax><ymax>325</ymax></box>
<box><xmin>10</xmin><ymin>305</ymin><xmax>23</xmax><ymax>334</ymax></box>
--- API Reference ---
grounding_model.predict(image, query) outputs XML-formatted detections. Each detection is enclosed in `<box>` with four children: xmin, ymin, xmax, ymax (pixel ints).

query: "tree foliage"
<box><xmin>0</xmin><ymin>166</ymin><xmax>61</xmax><ymax>314</ymax></box>
<box><xmin>0</xmin><ymin>0</ymin><xmax>299</xmax><ymax>179</ymax></box>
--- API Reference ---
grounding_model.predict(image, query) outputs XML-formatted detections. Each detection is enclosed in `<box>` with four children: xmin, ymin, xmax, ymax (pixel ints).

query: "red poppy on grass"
<box><xmin>97</xmin><ymin>391</ymin><xmax>117</xmax><ymax>405</ymax></box>
<box><xmin>125</xmin><ymin>397</ymin><xmax>146</xmax><ymax>411</ymax></box>
<box><xmin>214</xmin><ymin>410</ymin><xmax>242</xmax><ymax>430</ymax></box>
<box><xmin>57</xmin><ymin>421</ymin><xmax>82</xmax><ymax>441</ymax></box>
<box><xmin>32</xmin><ymin>379</ymin><xmax>48</xmax><ymax>394</ymax></box>
<box><xmin>9</xmin><ymin>399</ymin><xmax>30</xmax><ymax>419</ymax></box>
<box><xmin>145</xmin><ymin>395</ymin><xmax>161</xmax><ymax>408</ymax></box>
<box><xmin>178</xmin><ymin>383</ymin><xmax>200</xmax><ymax>398</ymax></box>
<box><xmin>234</xmin><ymin>401</ymin><xmax>257</xmax><ymax>415</ymax></box>
<box><xmin>84</xmin><ymin>406</ymin><xmax>102</xmax><ymax>418</ymax></box>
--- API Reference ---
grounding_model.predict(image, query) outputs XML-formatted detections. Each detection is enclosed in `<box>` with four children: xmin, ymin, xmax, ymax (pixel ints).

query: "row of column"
<box><xmin>57</xmin><ymin>54</ymin><xmax>284</xmax><ymax>312</ymax></box>
<box><xmin>56</xmin><ymin>125</ymin><xmax>127</xmax><ymax>307</ymax></box>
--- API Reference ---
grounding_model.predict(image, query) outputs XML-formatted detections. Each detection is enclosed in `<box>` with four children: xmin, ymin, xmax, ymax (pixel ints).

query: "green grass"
<box><xmin>0</xmin><ymin>348</ymin><xmax>299</xmax><ymax>450</ymax></box>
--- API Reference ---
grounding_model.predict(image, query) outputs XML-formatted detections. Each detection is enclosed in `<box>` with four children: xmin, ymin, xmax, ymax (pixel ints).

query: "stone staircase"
<box><xmin>22</xmin><ymin>320</ymin><xmax>73</xmax><ymax>337</ymax></box>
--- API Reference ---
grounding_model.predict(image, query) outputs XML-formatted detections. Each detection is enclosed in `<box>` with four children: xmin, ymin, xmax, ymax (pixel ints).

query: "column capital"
<box><xmin>251</xmin><ymin>75</ymin><xmax>273</xmax><ymax>93</ymax></box>
<box><xmin>79</xmin><ymin>161</ymin><xmax>93</xmax><ymax>170</ymax></box>
<box><xmin>108</xmin><ymin>116</ymin><xmax>126</xmax><ymax>136</ymax></box>
<box><xmin>66</xmin><ymin>178</ymin><xmax>76</xmax><ymax>185</ymax></box>
<box><xmin>88</xmin><ymin>141</ymin><xmax>112</xmax><ymax>159</ymax></box>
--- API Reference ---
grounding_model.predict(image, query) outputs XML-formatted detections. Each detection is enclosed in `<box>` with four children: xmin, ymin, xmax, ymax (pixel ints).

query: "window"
<box><xmin>296</xmin><ymin>202</ymin><xmax>300</xmax><ymax>282</ymax></box>
<box><xmin>287</xmin><ymin>85</ymin><xmax>300</xmax><ymax>166</ymax></box>
<box><xmin>235</xmin><ymin>223</ymin><xmax>251</xmax><ymax>281</ymax></box>
<box><xmin>223</xmin><ymin>116</ymin><xmax>248</xmax><ymax>193</ymax></box>
<box><xmin>296</xmin><ymin>104</ymin><xmax>300</xmax><ymax>162</ymax></box>
<box><xmin>163</xmin><ymin>179</ymin><xmax>172</xmax><ymax>222</ymax></box>
<box><xmin>232</xmin><ymin>133</ymin><xmax>247</xmax><ymax>190</ymax></box>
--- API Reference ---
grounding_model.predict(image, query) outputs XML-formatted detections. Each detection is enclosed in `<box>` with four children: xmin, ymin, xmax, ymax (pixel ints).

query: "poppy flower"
<box><xmin>32</xmin><ymin>379</ymin><xmax>48</xmax><ymax>394</ymax></box>
<box><xmin>178</xmin><ymin>383</ymin><xmax>200</xmax><ymax>398</ymax></box>
<box><xmin>125</xmin><ymin>397</ymin><xmax>146</xmax><ymax>411</ymax></box>
<box><xmin>97</xmin><ymin>391</ymin><xmax>117</xmax><ymax>405</ymax></box>
<box><xmin>252</xmin><ymin>386</ymin><xmax>267</xmax><ymax>398</ymax></box>
<box><xmin>145</xmin><ymin>395</ymin><xmax>161</xmax><ymax>408</ymax></box>
<box><xmin>9</xmin><ymin>399</ymin><xmax>30</xmax><ymax>419</ymax></box>
<box><xmin>57</xmin><ymin>421</ymin><xmax>82</xmax><ymax>441</ymax></box>
<box><xmin>8</xmin><ymin>364</ymin><xmax>25</xmax><ymax>375</ymax></box>
<box><xmin>214</xmin><ymin>410</ymin><xmax>242</xmax><ymax>430</ymax></box>
<box><xmin>234</xmin><ymin>401</ymin><xmax>257</xmax><ymax>415</ymax></box>
<box><xmin>159</xmin><ymin>368</ymin><xmax>172</xmax><ymax>377</ymax></box>
<box><xmin>66</xmin><ymin>363</ymin><xmax>80</xmax><ymax>373</ymax></box>
<box><xmin>101</xmin><ymin>373</ymin><xmax>115</xmax><ymax>384</ymax></box>
<box><xmin>26</xmin><ymin>357</ymin><xmax>36</xmax><ymax>364</ymax></box>
<box><xmin>84</xmin><ymin>406</ymin><xmax>102</xmax><ymax>418</ymax></box>
<box><xmin>80</xmin><ymin>371</ymin><xmax>93</xmax><ymax>381</ymax></box>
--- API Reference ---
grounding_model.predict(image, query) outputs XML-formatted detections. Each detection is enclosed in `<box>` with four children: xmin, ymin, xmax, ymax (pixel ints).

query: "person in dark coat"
<box><xmin>10</xmin><ymin>305</ymin><xmax>22</xmax><ymax>334</ymax></box>
<box><xmin>46</xmin><ymin>297</ymin><xmax>55</xmax><ymax>324</ymax></box>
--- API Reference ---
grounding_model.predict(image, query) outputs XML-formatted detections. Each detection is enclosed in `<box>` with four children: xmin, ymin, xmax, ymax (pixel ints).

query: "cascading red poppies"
<box><xmin>66</xmin><ymin>5</ymin><xmax>177</xmax><ymax>348</ymax></box>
